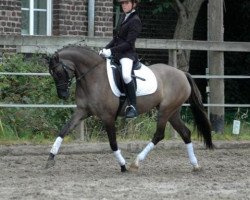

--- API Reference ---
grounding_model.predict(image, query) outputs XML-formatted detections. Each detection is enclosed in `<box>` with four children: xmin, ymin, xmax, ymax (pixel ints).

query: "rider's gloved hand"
<box><xmin>98</xmin><ymin>49</ymin><xmax>103</xmax><ymax>55</ymax></box>
<box><xmin>99</xmin><ymin>48</ymin><xmax>111</xmax><ymax>58</ymax></box>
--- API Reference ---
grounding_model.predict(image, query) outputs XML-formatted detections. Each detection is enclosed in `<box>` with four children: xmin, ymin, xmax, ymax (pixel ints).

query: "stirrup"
<box><xmin>125</xmin><ymin>105</ymin><xmax>138</xmax><ymax>118</ymax></box>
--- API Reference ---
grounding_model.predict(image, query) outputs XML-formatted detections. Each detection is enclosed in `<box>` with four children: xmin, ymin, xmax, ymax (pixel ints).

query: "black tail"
<box><xmin>186</xmin><ymin>73</ymin><xmax>214</xmax><ymax>149</ymax></box>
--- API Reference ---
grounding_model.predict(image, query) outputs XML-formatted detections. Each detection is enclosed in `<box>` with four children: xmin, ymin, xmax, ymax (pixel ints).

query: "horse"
<box><xmin>46</xmin><ymin>45</ymin><xmax>213</xmax><ymax>172</ymax></box>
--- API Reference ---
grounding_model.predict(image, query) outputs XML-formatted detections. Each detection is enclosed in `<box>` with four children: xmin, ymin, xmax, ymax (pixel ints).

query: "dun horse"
<box><xmin>46</xmin><ymin>45</ymin><xmax>213</xmax><ymax>172</ymax></box>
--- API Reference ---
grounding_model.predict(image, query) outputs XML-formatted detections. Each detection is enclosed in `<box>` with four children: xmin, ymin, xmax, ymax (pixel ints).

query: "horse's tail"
<box><xmin>185</xmin><ymin>73</ymin><xmax>214</xmax><ymax>149</ymax></box>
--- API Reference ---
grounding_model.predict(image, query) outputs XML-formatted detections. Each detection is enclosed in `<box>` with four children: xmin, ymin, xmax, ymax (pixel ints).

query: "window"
<box><xmin>21</xmin><ymin>0</ymin><xmax>52</xmax><ymax>36</ymax></box>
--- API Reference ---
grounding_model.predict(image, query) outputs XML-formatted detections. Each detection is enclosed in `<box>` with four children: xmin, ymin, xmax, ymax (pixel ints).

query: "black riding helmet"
<box><xmin>117</xmin><ymin>0</ymin><xmax>139</xmax><ymax>13</ymax></box>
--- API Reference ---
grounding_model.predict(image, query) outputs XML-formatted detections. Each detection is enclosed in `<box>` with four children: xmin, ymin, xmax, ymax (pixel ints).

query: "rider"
<box><xmin>99</xmin><ymin>0</ymin><xmax>142</xmax><ymax>119</ymax></box>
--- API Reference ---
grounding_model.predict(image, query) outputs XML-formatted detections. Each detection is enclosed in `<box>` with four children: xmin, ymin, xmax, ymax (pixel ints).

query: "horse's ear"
<box><xmin>53</xmin><ymin>52</ymin><xmax>60</xmax><ymax>63</ymax></box>
<box><xmin>45</xmin><ymin>54</ymin><xmax>52</xmax><ymax>65</ymax></box>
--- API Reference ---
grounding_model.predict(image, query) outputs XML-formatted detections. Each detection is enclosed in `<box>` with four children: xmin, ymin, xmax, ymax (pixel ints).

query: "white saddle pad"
<box><xmin>106</xmin><ymin>59</ymin><xmax>157</xmax><ymax>97</ymax></box>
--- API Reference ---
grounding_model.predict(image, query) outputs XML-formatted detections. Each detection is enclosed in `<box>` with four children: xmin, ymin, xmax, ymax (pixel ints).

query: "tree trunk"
<box><xmin>169</xmin><ymin>0</ymin><xmax>205</xmax><ymax>72</ymax></box>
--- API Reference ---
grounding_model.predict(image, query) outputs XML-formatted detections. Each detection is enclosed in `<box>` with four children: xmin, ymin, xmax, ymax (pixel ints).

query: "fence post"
<box><xmin>79</xmin><ymin>120</ymin><xmax>86</xmax><ymax>141</ymax></box>
<box><xmin>208</xmin><ymin>0</ymin><xmax>225</xmax><ymax>133</ymax></box>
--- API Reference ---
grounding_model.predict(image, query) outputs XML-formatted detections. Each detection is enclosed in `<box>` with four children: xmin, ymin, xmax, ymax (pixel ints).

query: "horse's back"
<box><xmin>148</xmin><ymin>63</ymin><xmax>191</xmax><ymax>103</ymax></box>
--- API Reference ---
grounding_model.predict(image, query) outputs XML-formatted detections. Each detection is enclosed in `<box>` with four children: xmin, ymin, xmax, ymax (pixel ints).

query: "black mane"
<box><xmin>57</xmin><ymin>44</ymin><xmax>97</xmax><ymax>54</ymax></box>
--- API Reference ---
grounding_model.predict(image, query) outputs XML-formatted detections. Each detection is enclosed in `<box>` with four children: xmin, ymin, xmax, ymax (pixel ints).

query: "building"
<box><xmin>0</xmin><ymin>0</ymin><xmax>114</xmax><ymax>54</ymax></box>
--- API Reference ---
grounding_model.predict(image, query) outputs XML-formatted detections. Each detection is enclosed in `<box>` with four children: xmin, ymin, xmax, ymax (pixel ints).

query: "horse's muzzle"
<box><xmin>57</xmin><ymin>89</ymin><xmax>70</xmax><ymax>100</ymax></box>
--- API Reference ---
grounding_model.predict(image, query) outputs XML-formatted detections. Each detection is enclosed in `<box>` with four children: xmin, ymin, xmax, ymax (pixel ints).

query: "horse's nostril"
<box><xmin>57</xmin><ymin>90</ymin><xmax>69</xmax><ymax>100</ymax></box>
<box><xmin>60</xmin><ymin>95</ymin><xmax>67</xmax><ymax>100</ymax></box>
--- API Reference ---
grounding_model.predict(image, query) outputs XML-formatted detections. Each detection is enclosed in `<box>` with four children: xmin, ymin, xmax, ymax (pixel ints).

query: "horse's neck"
<box><xmin>78</xmin><ymin>56</ymin><xmax>104</xmax><ymax>75</ymax></box>
<box><xmin>72</xmin><ymin>51</ymin><xmax>105</xmax><ymax>84</ymax></box>
<box><xmin>62</xmin><ymin>49</ymin><xmax>101</xmax><ymax>73</ymax></box>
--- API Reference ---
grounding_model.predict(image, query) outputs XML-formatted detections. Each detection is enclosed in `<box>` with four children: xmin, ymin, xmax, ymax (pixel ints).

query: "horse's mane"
<box><xmin>56</xmin><ymin>44</ymin><xmax>97</xmax><ymax>55</ymax></box>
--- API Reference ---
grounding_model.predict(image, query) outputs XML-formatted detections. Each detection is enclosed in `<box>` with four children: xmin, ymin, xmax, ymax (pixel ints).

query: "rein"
<box><xmin>58</xmin><ymin>59</ymin><xmax>103</xmax><ymax>87</ymax></box>
<box><xmin>75</xmin><ymin>61</ymin><xmax>102</xmax><ymax>82</ymax></box>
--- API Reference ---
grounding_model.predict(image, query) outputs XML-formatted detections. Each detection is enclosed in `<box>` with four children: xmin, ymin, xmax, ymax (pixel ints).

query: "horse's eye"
<box><xmin>58</xmin><ymin>72</ymin><xmax>65</xmax><ymax>78</ymax></box>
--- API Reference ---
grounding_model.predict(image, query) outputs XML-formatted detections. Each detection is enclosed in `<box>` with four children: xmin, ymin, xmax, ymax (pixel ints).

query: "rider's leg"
<box><xmin>120</xmin><ymin>58</ymin><xmax>138</xmax><ymax>118</ymax></box>
<box><xmin>120</xmin><ymin>58</ymin><xmax>133</xmax><ymax>84</ymax></box>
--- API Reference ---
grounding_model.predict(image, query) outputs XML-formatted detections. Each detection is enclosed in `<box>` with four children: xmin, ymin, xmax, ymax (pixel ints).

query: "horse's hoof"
<box><xmin>45</xmin><ymin>155</ymin><xmax>55</xmax><ymax>169</ymax></box>
<box><xmin>128</xmin><ymin>162</ymin><xmax>139</xmax><ymax>172</ymax></box>
<box><xmin>45</xmin><ymin>159</ymin><xmax>55</xmax><ymax>169</ymax></box>
<box><xmin>192</xmin><ymin>165</ymin><xmax>202</xmax><ymax>172</ymax></box>
<box><xmin>121</xmin><ymin>165</ymin><xmax>128</xmax><ymax>172</ymax></box>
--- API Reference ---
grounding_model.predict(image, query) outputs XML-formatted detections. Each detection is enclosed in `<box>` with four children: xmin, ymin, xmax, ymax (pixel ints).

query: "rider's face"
<box><xmin>121</xmin><ymin>1</ymin><xmax>133</xmax><ymax>13</ymax></box>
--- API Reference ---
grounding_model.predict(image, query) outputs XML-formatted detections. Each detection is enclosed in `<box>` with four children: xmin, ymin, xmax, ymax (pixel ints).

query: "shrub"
<box><xmin>0</xmin><ymin>53</ymin><xmax>75</xmax><ymax>141</ymax></box>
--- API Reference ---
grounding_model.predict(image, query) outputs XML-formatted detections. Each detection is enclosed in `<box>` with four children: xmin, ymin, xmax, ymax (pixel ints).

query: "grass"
<box><xmin>0</xmin><ymin>115</ymin><xmax>249</xmax><ymax>145</ymax></box>
<box><xmin>212</xmin><ymin>121</ymin><xmax>250</xmax><ymax>141</ymax></box>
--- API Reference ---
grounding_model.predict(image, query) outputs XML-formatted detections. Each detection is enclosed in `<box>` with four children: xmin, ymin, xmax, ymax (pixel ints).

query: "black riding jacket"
<box><xmin>105</xmin><ymin>11</ymin><xmax>142</xmax><ymax>62</ymax></box>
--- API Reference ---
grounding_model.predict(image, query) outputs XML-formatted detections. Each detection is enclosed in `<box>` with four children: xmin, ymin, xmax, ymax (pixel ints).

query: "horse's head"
<box><xmin>48</xmin><ymin>52</ymin><xmax>75</xmax><ymax>100</ymax></box>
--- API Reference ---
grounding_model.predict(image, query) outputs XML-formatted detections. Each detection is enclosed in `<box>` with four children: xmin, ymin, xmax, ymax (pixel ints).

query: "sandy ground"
<box><xmin>0</xmin><ymin>140</ymin><xmax>250</xmax><ymax>200</ymax></box>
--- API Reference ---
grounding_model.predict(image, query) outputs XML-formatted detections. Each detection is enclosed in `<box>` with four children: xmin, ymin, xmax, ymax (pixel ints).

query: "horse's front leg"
<box><xmin>105</xmin><ymin>123</ymin><xmax>127</xmax><ymax>172</ymax></box>
<box><xmin>45</xmin><ymin>108</ymin><xmax>86</xmax><ymax>169</ymax></box>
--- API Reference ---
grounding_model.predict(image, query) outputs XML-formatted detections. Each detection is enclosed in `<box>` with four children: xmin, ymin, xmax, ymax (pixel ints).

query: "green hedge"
<box><xmin>0</xmin><ymin>54</ymin><xmax>75</xmax><ymax>141</ymax></box>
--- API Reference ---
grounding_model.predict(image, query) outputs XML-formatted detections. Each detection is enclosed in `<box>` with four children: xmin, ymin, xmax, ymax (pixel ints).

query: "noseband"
<box><xmin>52</xmin><ymin>61</ymin><xmax>74</xmax><ymax>90</ymax></box>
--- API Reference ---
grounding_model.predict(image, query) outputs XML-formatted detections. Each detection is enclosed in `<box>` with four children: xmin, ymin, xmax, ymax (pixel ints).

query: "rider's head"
<box><xmin>117</xmin><ymin>0</ymin><xmax>139</xmax><ymax>13</ymax></box>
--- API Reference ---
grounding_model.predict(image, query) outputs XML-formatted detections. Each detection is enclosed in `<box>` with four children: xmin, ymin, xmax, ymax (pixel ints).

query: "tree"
<box><xmin>144</xmin><ymin>0</ymin><xmax>205</xmax><ymax>71</ymax></box>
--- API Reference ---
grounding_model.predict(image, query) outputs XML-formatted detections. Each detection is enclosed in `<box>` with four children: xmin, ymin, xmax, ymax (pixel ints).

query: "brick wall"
<box><xmin>0</xmin><ymin>0</ymin><xmax>21</xmax><ymax>35</ymax></box>
<box><xmin>53</xmin><ymin>0</ymin><xmax>113</xmax><ymax>37</ymax></box>
<box><xmin>0</xmin><ymin>0</ymin><xmax>22</xmax><ymax>55</ymax></box>
<box><xmin>95</xmin><ymin>0</ymin><xmax>113</xmax><ymax>37</ymax></box>
<box><xmin>53</xmin><ymin>0</ymin><xmax>88</xmax><ymax>36</ymax></box>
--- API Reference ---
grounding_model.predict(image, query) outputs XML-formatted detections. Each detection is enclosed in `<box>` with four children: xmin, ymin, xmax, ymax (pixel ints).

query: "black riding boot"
<box><xmin>125</xmin><ymin>81</ymin><xmax>138</xmax><ymax>118</ymax></box>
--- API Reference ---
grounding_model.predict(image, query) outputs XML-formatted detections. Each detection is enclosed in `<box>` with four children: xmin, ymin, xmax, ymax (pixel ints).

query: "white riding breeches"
<box><xmin>120</xmin><ymin>58</ymin><xmax>133</xmax><ymax>84</ymax></box>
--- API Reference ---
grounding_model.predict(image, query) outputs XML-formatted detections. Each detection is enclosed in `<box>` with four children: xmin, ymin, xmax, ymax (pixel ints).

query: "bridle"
<box><xmin>50</xmin><ymin>61</ymin><xmax>75</xmax><ymax>90</ymax></box>
<box><xmin>50</xmin><ymin>59</ymin><xmax>102</xmax><ymax>90</ymax></box>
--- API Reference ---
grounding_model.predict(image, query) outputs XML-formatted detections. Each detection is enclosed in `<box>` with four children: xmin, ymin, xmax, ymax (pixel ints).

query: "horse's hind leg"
<box><xmin>129</xmin><ymin>111</ymin><xmax>169</xmax><ymax>171</ymax></box>
<box><xmin>45</xmin><ymin>108</ymin><xmax>86</xmax><ymax>169</ymax></box>
<box><xmin>169</xmin><ymin>110</ymin><xmax>201</xmax><ymax>171</ymax></box>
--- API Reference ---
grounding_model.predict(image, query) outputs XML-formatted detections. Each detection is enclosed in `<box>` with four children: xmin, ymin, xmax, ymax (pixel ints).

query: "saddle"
<box><xmin>106</xmin><ymin>58</ymin><xmax>157</xmax><ymax>97</ymax></box>
<box><xmin>110</xmin><ymin>58</ymin><xmax>142</xmax><ymax>94</ymax></box>
<box><xmin>106</xmin><ymin>58</ymin><xmax>157</xmax><ymax>118</ymax></box>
